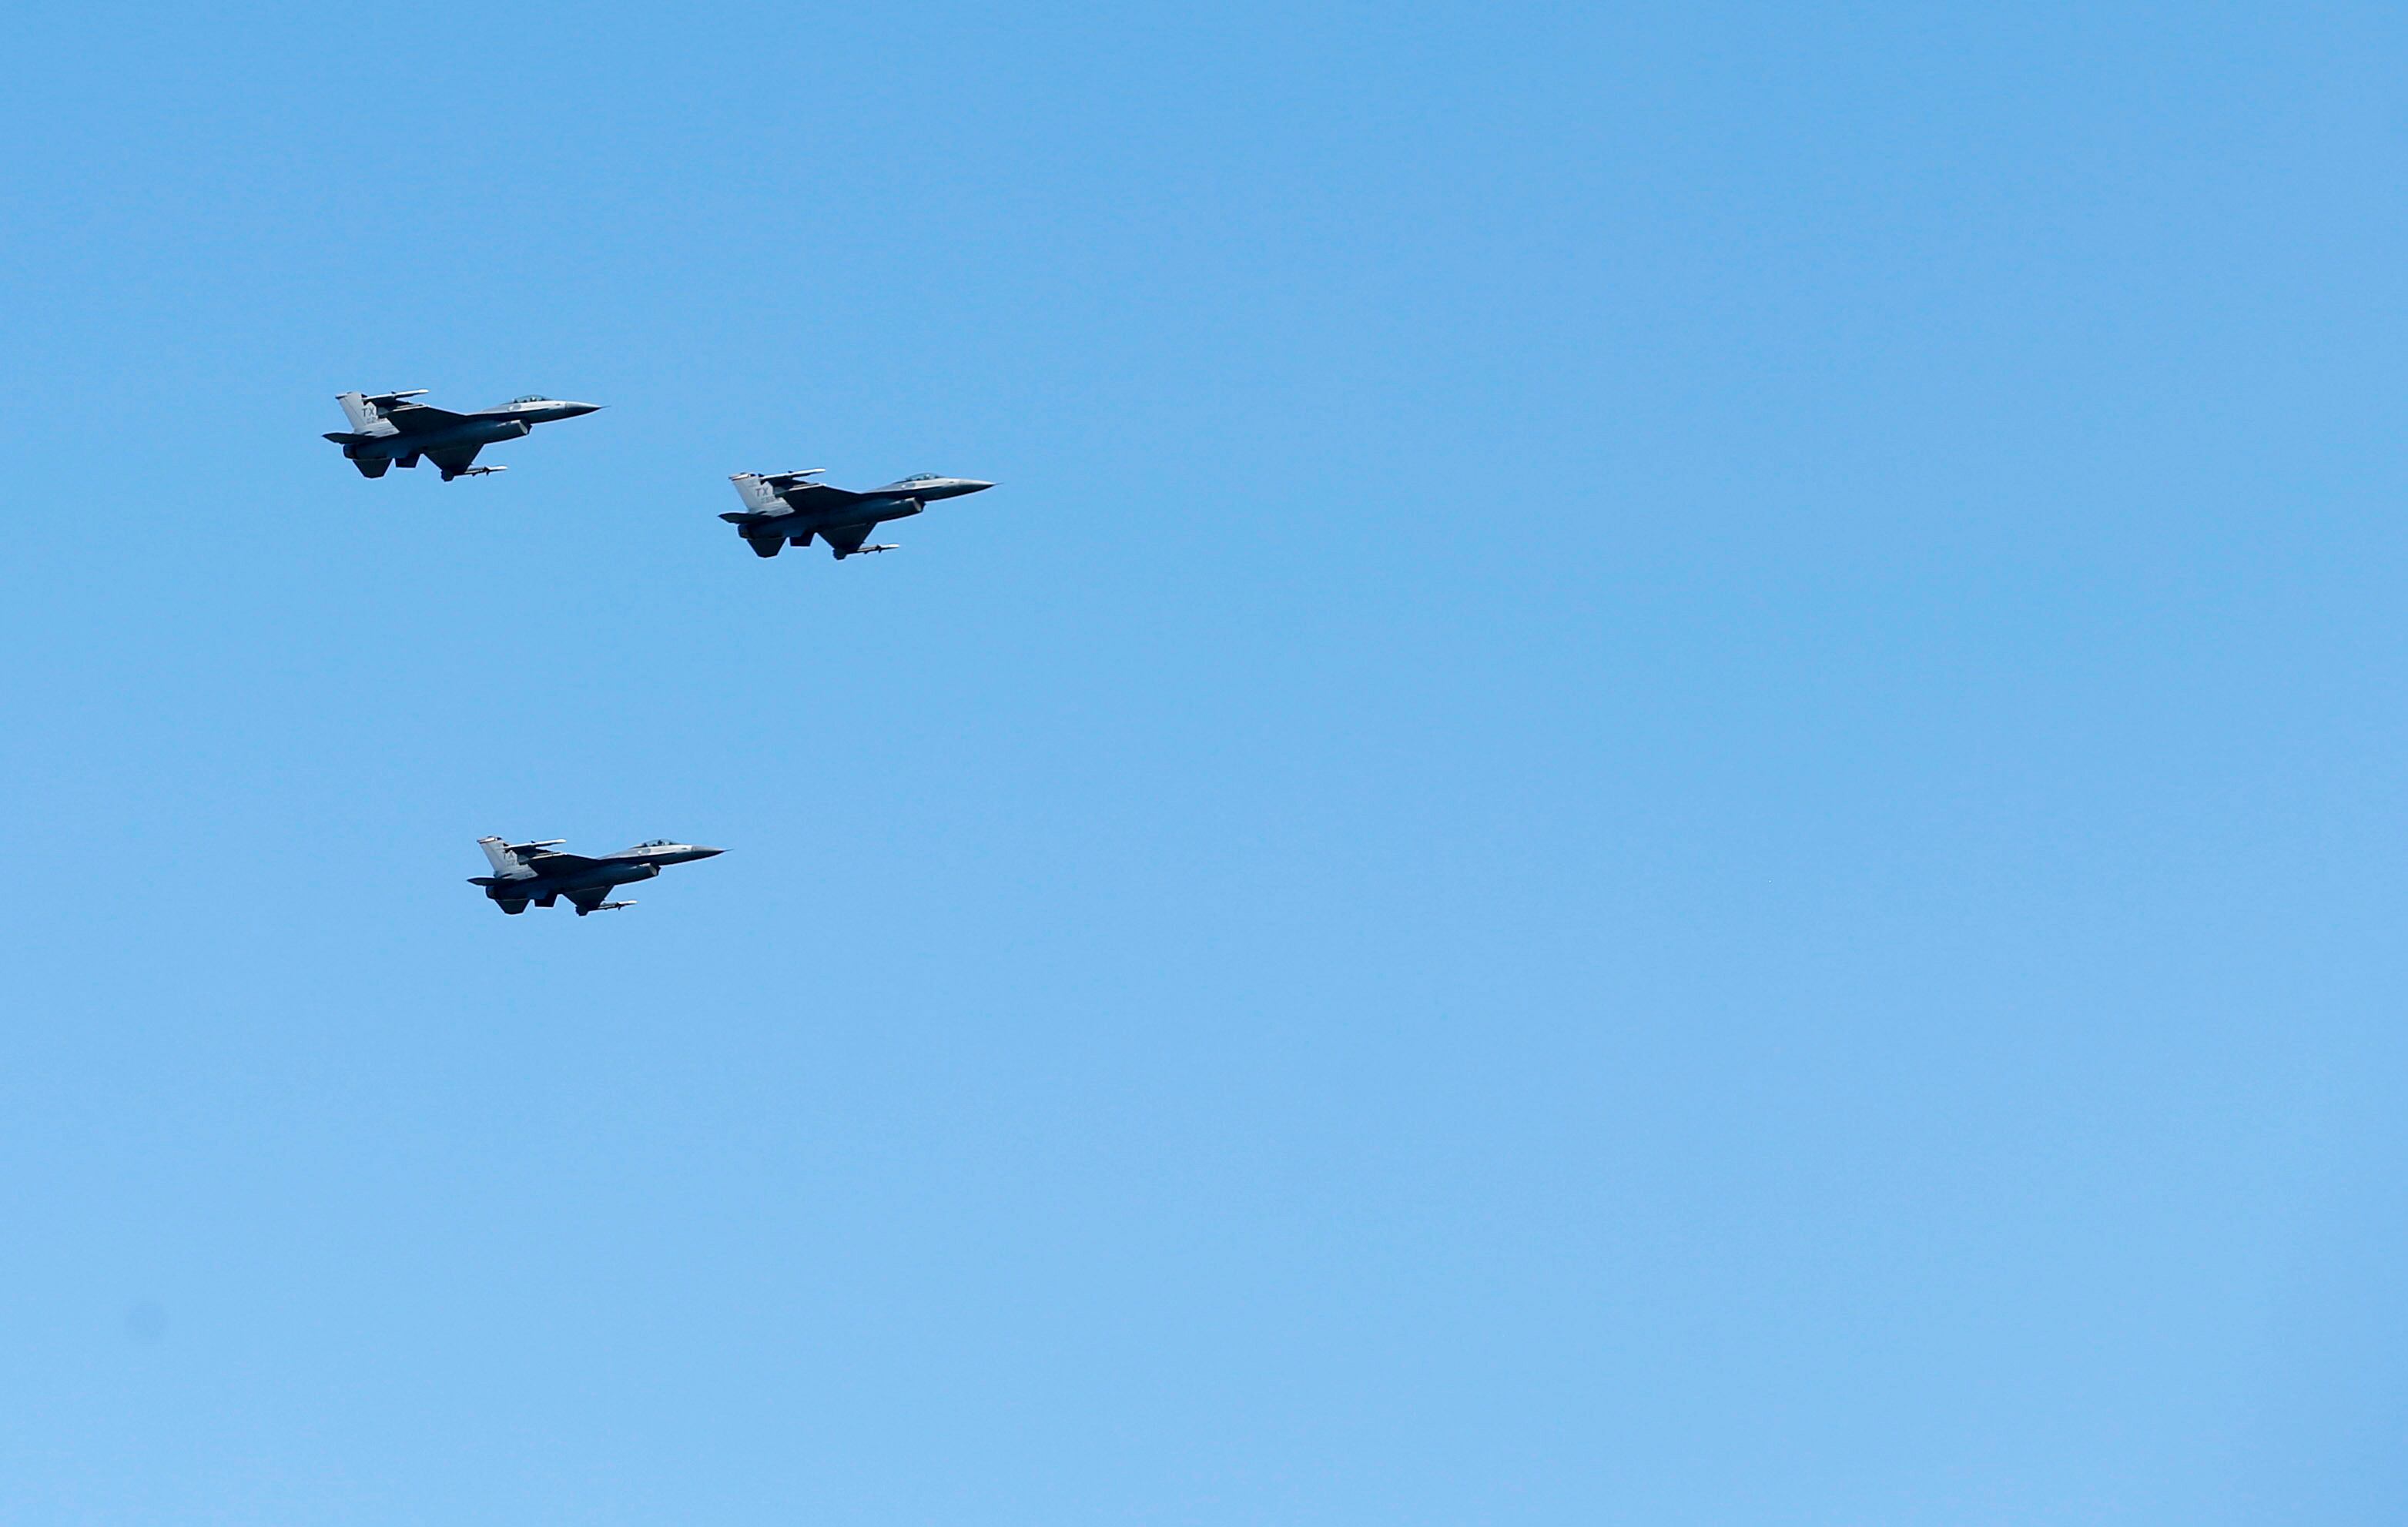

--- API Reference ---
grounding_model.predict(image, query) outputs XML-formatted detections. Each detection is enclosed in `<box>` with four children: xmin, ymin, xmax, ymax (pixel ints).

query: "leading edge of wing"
<box><xmin>775</xmin><ymin>481</ymin><xmax>873</xmax><ymax>509</ymax></box>
<box><xmin>380</xmin><ymin>403</ymin><xmax>474</xmax><ymax>434</ymax></box>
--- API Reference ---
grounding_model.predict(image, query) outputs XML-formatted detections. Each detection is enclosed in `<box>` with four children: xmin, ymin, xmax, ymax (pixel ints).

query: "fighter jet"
<box><xmin>722</xmin><ymin>470</ymin><xmax>994</xmax><ymax>558</ymax></box>
<box><xmin>469</xmin><ymin>836</ymin><xmax>723</xmax><ymax>916</ymax></box>
<box><xmin>325</xmin><ymin>390</ymin><xmax>602</xmax><ymax>480</ymax></box>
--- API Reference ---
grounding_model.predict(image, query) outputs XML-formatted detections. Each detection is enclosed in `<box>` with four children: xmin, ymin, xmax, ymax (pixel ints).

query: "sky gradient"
<box><xmin>2</xmin><ymin>3</ymin><xmax>2404</xmax><ymax>1522</ymax></box>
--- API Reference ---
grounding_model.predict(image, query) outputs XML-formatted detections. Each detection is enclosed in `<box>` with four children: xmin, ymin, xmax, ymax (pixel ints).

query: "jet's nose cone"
<box><xmin>959</xmin><ymin>479</ymin><xmax>995</xmax><ymax>494</ymax></box>
<box><xmin>558</xmin><ymin>401</ymin><xmax>604</xmax><ymax>417</ymax></box>
<box><xmin>689</xmin><ymin>846</ymin><xmax>725</xmax><ymax>859</ymax></box>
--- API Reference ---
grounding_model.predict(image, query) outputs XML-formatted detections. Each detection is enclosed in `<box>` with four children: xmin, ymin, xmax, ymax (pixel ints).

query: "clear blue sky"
<box><xmin>2</xmin><ymin>3</ymin><xmax>2402</xmax><ymax>1522</ymax></box>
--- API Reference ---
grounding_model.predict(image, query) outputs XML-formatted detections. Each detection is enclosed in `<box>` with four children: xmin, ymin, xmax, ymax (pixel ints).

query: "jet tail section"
<box><xmin>337</xmin><ymin>390</ymin><xmax>427</xmax><ymax>430</ymax></box>
<box><xmin>728</xmin><ymin>474</ymin><xmax>785</xmax><ymax>516</ymax></box>
<box><xmin>478</xmin><ymin>835</ymin><xmax>538</xmax><ymax>879</ymax></box>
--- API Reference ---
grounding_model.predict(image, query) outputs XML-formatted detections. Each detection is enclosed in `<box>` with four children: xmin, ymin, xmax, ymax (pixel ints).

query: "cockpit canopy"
<box><xmin>631</xmin><ymin>839</ymin><xmax>677</xmax><ymax>849</ymax></box>
<box><xmin>507</xmin><ymin>394</ymin><xmax>553</xmax><ymax>407</ymax></box>
<box><xmin>897</xmin><ymin>473</ymin><xmax>943</xmax><ymax>484</ymax></box>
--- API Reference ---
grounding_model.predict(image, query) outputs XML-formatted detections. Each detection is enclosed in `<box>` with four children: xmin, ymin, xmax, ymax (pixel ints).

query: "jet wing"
<box><xmin>382</xmin><ymin>403</ymin><xmax>474</xmax><ymax>434</ymax></box>
<box><xmin>772</xmin><ymin>481</ymin><xmax>874</xmax><ymax>511</ymax></box>
<box><xmin>566</xmin><ymin>885</ymin><xmax>622</xmax><ymax>913</ymax></box>
<box><xmin>424</xmin><ymin>443</ymin><xmax>485</xmax><ymax>474</ymax></box>
<box><xmin>817</xmin><ymin>521</ymin><xmax>879</xmax><ymax>556</ymax></box>
<box><xmin>523</xmin><ymin>851</ymin><xmax>600</xmax><ymax>875</ymax></box>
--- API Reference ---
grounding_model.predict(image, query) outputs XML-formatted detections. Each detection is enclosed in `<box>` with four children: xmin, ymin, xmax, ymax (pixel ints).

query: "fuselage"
<box><xmin>722</xmin><ymin>473</ymin><xmax>994</xmax><ymax>557</ymax></box>
<box><xmin>327</xmin><ymin>395</ymin><xmax>601</xmax><ymax>462</ymax></box>
<box><xmin>345</xmin><ymin>415</ymin><xmax>531</xmax><ymax>459</ymax></box>
<box><xmin>471</xmin><ymin>841</ymin><xmax>722</xmax><ymax>912</ymax></box>
<box><xmin>875</xmin><ymin>475</ymin><xmax>993</xmax><ymax>503</ymax></box>
<box><xmin>799</xmin><ymin>494</ymin><xmax>925</xmax><ymax>532</ymax></box>
<box><xmin>755</xmin><ymin>477</ymin><xmax>990</xmax><ymax>526</ymax></box>
<box><xmin>486</xmin><ymin>397</ymin><xmax>604</xmax><ymax>427</ymax></box>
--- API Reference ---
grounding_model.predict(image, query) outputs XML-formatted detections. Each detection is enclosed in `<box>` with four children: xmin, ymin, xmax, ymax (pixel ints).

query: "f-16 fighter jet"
<box><xmin>722</xmin><ymin>470</ymin><xmax>994</xmax><ymax>558</ymax></box>
<box><xmin>324</xmin><ymin>390</ymin><xmax>602</xmax><ymax>480</ymax></box>
<box><xmin>469</xmin><ymin>836</ymin><xmax>723</xmax><ymax>916</ymax></box>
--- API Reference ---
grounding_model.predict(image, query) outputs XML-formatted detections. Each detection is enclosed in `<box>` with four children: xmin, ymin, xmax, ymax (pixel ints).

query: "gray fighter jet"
<box><xmin>722</xmin><ymin>470</ymin><xmax>994</xmax><ymax>558</ymax></box>
<box><xmin>325</xmin><ymin>390</ymin><xmax>602</xmax><ymax>480</ymax></box>
<box><xmin>469</xmin><ymin>836</ymin><xmax>723</xmax><ymax>916</ymax></box>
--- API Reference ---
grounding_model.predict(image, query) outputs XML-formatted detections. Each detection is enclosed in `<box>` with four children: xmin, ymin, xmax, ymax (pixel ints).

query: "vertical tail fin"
<box><xmin>337</xmin><ymin>390</ymin><xmax>426</xmax><ymax>429</ymax></box>
<box><xmin>729</xmin><ymin>474</ymin><xmax>782</xmax><ymax>515</ymax></box>
<box><xmin>479</xmin><ymin>836</ymin><xmax>531</xmax><ymax>878</ymax></box>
